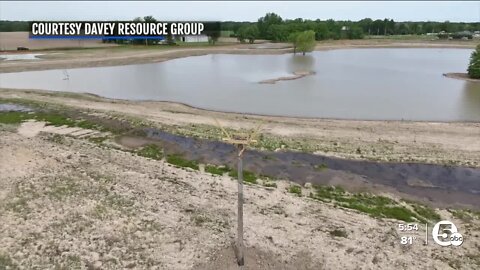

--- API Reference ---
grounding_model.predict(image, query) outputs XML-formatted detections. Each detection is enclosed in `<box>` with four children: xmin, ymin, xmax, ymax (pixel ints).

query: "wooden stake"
<box><xmin>237</xmin><ymin>146</ymin><xmax>245</xmax><ymax>266</ymax></box>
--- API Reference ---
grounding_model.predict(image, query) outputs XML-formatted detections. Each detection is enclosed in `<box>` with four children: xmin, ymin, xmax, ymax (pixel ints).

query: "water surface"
<box><xmin>1</xmin><ymin>48</ymin><xmax>479</xmax><ymax>121</ymax></box>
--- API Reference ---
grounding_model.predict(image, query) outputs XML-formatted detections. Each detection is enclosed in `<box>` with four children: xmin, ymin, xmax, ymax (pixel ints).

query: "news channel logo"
<box><xmin>432</xmin><ymin>220</ymin><xmax>464</xmax><ymax>247</ymax></box>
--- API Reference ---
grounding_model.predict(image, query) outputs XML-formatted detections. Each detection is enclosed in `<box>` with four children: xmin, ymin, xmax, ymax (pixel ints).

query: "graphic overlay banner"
<box><xmin>29</xmin><ymin>21</ymin><xmax>221</xmax><ymax>40</ymax></box>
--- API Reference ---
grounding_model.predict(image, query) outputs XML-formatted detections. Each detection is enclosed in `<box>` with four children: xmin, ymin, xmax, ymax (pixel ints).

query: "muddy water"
<box><xmin>1</xmin><ymin>48</ymin><xmax>479</xmax><ymax>121</ymax></box>
<box><xmin>117</xmin><ymin>129</ymin><xmax>480</xmax><ymax>208</ymax></box>
<box><xmin>0</xmin><ymin>103</ymin><xmax>32</xmax><ymax>112</ymax></box>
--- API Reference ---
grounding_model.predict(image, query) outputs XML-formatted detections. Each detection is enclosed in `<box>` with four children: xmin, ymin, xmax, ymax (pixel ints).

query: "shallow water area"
<box><xmin>1</xmin><ymin>48</ymin><xmax>479</xmax><ymax>121</ymax></box>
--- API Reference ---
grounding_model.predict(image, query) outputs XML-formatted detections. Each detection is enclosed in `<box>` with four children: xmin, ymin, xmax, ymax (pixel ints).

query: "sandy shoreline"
<box><xmin>1</xmin><ymin>88</ymin><xmax>479</xmax><ymax>169</ymax></box>
<box><xmin>444</xmin><ymin>72</ymin><xmax>480</xmax><ymax>82</ymax></box>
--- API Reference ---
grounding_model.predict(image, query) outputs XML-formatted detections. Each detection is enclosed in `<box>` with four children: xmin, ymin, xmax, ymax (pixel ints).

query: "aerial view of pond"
<box><xmin>0</xmin><ymin>48</ymin><xmax>479</xmax><ymax>121</ymax></box>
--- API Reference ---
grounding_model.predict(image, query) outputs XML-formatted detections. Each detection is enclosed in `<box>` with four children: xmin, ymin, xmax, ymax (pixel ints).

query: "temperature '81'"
<box><xmin>400</xmin><ymin>236</ymin><xmax>417</xmax><ymax>245</ymax></box>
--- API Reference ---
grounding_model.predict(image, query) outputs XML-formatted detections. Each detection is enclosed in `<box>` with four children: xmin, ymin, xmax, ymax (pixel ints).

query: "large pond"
<box><xmin>1</xmin><ymin>48</ymin><xmax>479</xmax><ymax>121</ymax></box>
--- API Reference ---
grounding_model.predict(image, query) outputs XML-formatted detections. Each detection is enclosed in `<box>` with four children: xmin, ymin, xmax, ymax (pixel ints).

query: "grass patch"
<box><xmin>263</xmin><ymin>181</ymin><xmax>277</xmax><ymax>188</ymax></box>
<box><xmin>310</xmin><ymin>185</ymin><xmax>439</xmax><ymax>223</ymax></box>
<box><xmin>90</xmin><ymin>203</ymin><xmax>109</xmax><ymax>220</ymax></box>
<box><xmin>166</xmin><ymin>154</ymin><xmax>199</xmax><ymax>170</ymax></box>
<box><xmin>228</xmin><ymin>169</ymin><xmax>257</xmax><ymax>184</ymax></box>
<box><xmin>288</xmin><ymin>185</ymin><xmax>302</xmax><ymax>196</ymax></box>
<box><xmin>103</xmin><ymin>193</ymin><xmax>135</xmax><ymax>210</ymax></box>
<box><xmin>191</xmin><ymin>214</ymin><xmax>212</xmax><ymax>226</ymax></box>
<box><xmin>449</xmin><ymin>209</ymin><xmax>480</xmax><ymax>223</ymax></box>
<box><xmin>329</xmin><ymin>228</ymin><xmax>348</xmax><ymax>238</ymax></box>
<box><xmin>137</xmin><ymin>144</ymin><xmax>163</xmax><ymax>160</ymax></box>
<box><xmin>5</xmin><ymin>197</ymin><xmax>30</xmax><ymax>214</ymax></box>
<box><xmin>205</xmin><ymin>165</ymin><xmax>230</xmax><ymax>176</ymax></box>
<box><xmin>0</xmin><ymin>253</ymin><xmax>18</xmax><ymax>269</ymax></box>
<box><xmin>314</xmin><ymin>163</ymin><xmax>328</xmax><ymax>171</ymax></box>
<box><xmin>46</xmin><ymin>177</ymin><xmax>80</xmax><ymax>200</ymax></box>
<box><xmin>88</xmin><ymin>136</ymin><xmax>108</xmax><ymax>144</ymax></box>
<box><xmin>0</xmin><ymin>111</ymin><xmax>32</xmax><ymax>124</ymax></box>
<box><xmin>0</xmin><ymin>110</ymin><xmax>104</xmax><ymax>131</ymax></box>
<box><xmin>411</xmin><ymin>204</ymin><xmax>441</xmax><ymax>221</ymax></box>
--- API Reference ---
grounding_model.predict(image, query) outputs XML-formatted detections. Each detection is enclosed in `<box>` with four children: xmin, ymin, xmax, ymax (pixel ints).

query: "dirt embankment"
<box><xmin>1</xmin><ymin>126</ymin><xmax>479</xmax><ymax>269</ymax></box>
<box><xmin>1</xmin><ymin>89</ymin><xmax>479</xmax><ymax>169</ymax></box>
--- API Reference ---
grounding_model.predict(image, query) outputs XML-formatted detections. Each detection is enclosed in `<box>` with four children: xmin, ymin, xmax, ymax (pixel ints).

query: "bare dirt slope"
<box><xmin>0</xmin><ymin>125</ymin><xmax>479</xmax><ymax>269</ymax></box>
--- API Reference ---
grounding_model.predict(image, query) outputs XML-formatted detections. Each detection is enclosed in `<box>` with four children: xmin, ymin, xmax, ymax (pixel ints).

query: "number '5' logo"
<box><xmin>432</xmin><ymin>220</ymin><xmax>463</xmax><ymax>247</ymax></box>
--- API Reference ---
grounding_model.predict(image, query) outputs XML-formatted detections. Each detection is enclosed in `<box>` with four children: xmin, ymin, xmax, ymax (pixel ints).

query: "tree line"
<box><xmin>1</xmin><ymin>12</ymin><xmax>479</xmax><ymax>42</ymax></box>
<box><xmin>224</xmin><ymin>13</ymin><xmax>479</xmax><ymax>43</ymax></box>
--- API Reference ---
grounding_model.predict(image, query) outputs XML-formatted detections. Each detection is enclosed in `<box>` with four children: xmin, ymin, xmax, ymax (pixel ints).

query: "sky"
<box><xmin>0</xmin><ymin>1</ymin><xmax>479</xmax><ymax>23</ymax></box>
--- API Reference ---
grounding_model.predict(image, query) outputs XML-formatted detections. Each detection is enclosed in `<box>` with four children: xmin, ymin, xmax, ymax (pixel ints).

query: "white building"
<box><xmin>178</xmin><ymin>35</ymin><xmax>209</xmax><ymax>43</ymax></box>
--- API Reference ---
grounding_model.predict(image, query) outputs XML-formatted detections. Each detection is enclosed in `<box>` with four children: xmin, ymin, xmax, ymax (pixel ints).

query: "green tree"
<box><xmin>315</xmin><ymin>23</ymin><xmax>330</xmax><ymax>40</ymax></box>
<box><xmin>468</xmin><ymin>45</ymin><xmax>480</xmax><ymax>79</ymax></box>
<box><xmin>257</xmin><ymin>12</ymin><xmax>283</xmax><ymax>39</ymax></box>
<box><xmin>207</xmin><ymin>31</ymin><xmax>220</xmax><ymax>45</ymax></box>
<box><xmin>288</xmin><ymin>32</ymin><xmax>300</xmax><ymax>54</ymax></box>
<box><xmin>237</xmin><ymin>24</ymin><xmax>259</xmax><ymax>44</ymax></box>
<box><xmin>267</xmin><ymin>24</ymin><xmax>289</xmax><ymax>42</ymax></box>
<box><xmin>296</xmin><ymin>30</ymin><xmax>316</xmax><ymax>55</ymax></box>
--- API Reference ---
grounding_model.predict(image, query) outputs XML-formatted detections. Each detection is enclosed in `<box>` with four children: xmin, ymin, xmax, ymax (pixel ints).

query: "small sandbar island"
<box><xmin>444</xmin><ymin>72</ymin><xmax>480</xmax><ymax>82</ymax></box>
<box><xmin>259</xmin><ymin>71</ymin><xmax>316</xmax><ymax>84</ymax></box>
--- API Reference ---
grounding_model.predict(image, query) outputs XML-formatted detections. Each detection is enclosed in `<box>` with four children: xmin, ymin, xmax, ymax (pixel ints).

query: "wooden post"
<box><xmin>237</xmin><ymin>146</ymin><xmax>245</xmax><ymax>266</ymax></box>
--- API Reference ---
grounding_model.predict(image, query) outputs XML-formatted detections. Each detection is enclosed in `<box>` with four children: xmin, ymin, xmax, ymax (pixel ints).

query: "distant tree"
<box><xmin>257</xmin><ymin>12</ymin><xmax>283</xmax><ymax>39</ymax></box>
<box><xmin>296</xmin><ymin>30</ymin><xmax>316</xmax><ymax>55</ymax></box>
<box><xmin>314</xmin><ymin>23</ymin><xmax>330</xmax><ymax>40</ymax></box>
<box><xmin>288</xmin><ymin>32</ymin><xmax>300</xmax><ymax>54</ymax></box>
<box><xmin>468</xmin><ymin>45</ymin><xmax>480</xmax><ymax>79</ymax></box>
<box><xmin>267</xmin><ymin>24</ymin><xmax>289</xmax><ymax>42</ymax></box>
<box><xmin>347</xmin><ymin>26</ymin><xmax>364</xmax><ymax>39</ymax></box>
<box><xmin>207</xmin><ymin>31</ymin><xmax>220</xmax><ymax>45</ymax></box>
<box><xmin>237</xmin><ymin>25</ymin><xmax>259</xmax><ymax>43</ymax></box>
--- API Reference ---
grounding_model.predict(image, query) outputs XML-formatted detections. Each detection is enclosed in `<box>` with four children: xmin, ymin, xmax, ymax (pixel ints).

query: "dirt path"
<box><xmin>1</xmin><ymin>127</ymin><xmax>479</xmax><ymax>269</ymax></box>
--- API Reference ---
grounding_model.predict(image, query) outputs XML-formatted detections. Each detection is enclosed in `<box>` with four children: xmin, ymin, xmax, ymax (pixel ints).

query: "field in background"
<box><xmin>0</xmin><ymin>32</ymin><xmax>118</xmax><ymax>51</ymax></box>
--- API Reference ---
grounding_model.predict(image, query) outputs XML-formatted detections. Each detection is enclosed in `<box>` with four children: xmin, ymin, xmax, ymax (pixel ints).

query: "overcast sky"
<box><xmin>1</xmin><ymin>1</ymin><xmax>479</xmax><ymax>22</ymax></box>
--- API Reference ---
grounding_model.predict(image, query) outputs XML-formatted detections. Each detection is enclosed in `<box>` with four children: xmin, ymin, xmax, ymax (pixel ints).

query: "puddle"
<box><xmin>0</xmin><ymin>54</ymin><xmax>44</xmax><ymax>61</ymax></box>
<box><xmin>0</xmin><ymin>103</ymin><xmax>32</xmax><ymax>112</ymax></box>
<box><xmin>117</xmin><ymin>128</ymin><xmax>480</xmax><ymax>208</ymax></box>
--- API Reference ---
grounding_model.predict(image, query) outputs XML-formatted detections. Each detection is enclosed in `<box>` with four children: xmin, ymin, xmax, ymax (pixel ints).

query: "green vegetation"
<box><xmin>88</xmin><ymin>136</ymin><xmax>108</xmax><ymax>144</ymax></box>
<box><xmin>137</xmin><ymin>144</ymin><xmax>163</xmax><ymax>160</ymax></box>
<box><xmin>47</xmin><ymin>177</ymin><xmax>80</xmax><ymax>200</ymax></box>
<box><xmin>0</xmin><ymin>111</ymin><xmax>31</xmax><ymax>124</ymax></box>
<box><xmin>166</xmin><ymin>154</ymin><xmax>199</xmax><ymax>170</ymax></box>
<box><xmin>263</xmin><ymin>181</ymin><xmax>277</xmax><ymax>188</ymax></box>
<box><xmin>0</xmin><ymin>110</ymin><xmax>103</xmax><ymax>131</ymax></box>
<box><xmin>329</xmin><ymin>228</ymin><xmax>348</xmax><ymax>238</ymax></box>
<box><xmin>223</xmin><ymin>13</ymin><xmax>479</xmax><ymax>42</ymax></box>
<box><xmin>314</xmin><ymin>163</ymin><xmax>328</xmax><ymax>171</ymax></box>
<box><xmin>204</xmin><ymin>165</ymin><xmax>230</xmax><ymax>176</ymax></box>
<box><xmin>310</xmin><ymin>185</ymin><xmax>441</xmax><ymax>223</ymax></box>
<box><xmin>237</xmin><ymin>24</ymin><xmax>259</xmax><ymax>44</ymax></box>
<box><xmin>0</xmin><ymin>253</ymin><xmax>18</xmax><ymax>269</ymax></box>
<box><xmin>288</xmin><ymin>185</ymin><xmax>302</xmax><ymax>196</ymax></box>
<box><xmin>410</xmin><ymin>203</ymin><xmax>441</xmax><ymax>221</ymax></box>
<box><xmin>229</xmin><ymin>169</ymin><xmax>257</xmax><ymax>184</ymax></box>
<box><xmin>449</xmin><ymin>208</ymin><xmax>480</xmax><ymax>222</ymax></box>
<box><xmin>468</xmin><ymin>44</ymin><xmax>480</xmax><ymax>79</ymax></box>
<box><xmin>294</xmin><ymin>30</ymin><xmax>316</xmax><ymax>55</ymax></box>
